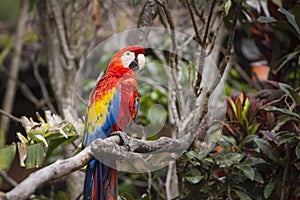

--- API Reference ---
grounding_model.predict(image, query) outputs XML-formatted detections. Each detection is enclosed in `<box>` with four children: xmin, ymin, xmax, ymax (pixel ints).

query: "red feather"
<box><xmin>83</xmin><ymin>46</ymin><xmax>145</xmax><ymax>200</ymax></box>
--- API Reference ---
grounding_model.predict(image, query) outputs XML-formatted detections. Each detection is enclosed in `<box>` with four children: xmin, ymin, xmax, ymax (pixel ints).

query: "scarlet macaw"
<box><xmin>83</xmin><ymin>46</ymin><xmax>145</xmax><ymax>200</ymax></box>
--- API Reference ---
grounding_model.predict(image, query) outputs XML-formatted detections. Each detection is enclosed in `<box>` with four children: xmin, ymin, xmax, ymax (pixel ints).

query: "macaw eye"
<box><xmin>125</xmin><ymin>51</ymin><xmax>131</xmax><ymax>56</ymax></box>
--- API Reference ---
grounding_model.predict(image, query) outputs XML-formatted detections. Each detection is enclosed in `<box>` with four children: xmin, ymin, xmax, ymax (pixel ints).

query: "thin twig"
<box><xmin>280</xmin><ymin>145</ymin><xmax>291</xmax><ymax>200</ymax></box>
<box><xmin>155</xmin><ymin>0</ymin><xmax>186</xmax><ymax>123</ymax></box>
<box><xmin>0</xmin><ymin>66</ymin><xmax>40</xmax><ymax>106</ymax></box>
<box><xmin>49</xmin><ymin>0</ymin><xmax>74</xmax><ymax>61</ymax></box>
<box><xmin>205</xmin><ymin>15</ymin><xmax>223</xmax><ymax>55</ymax></box>
<box><xmin>165</xmin><ymin>161</ymin><xmax>176</xmax><ymax>200</ymax></box>
<box><xmin>231</xmin><ymin>57</ymin><xmax>258</xmax><ymax>89</ymax></box>
<box><xmin>0</xmin><ymin>168</ymin><xmax>18</xmax><ymax>187</ymax></box>
<box><xmin>0</xmin><ymin>109</ymin><xmax>22</xmax><ymax>123</ymax></box>
<box><xmin>191</xmin><ymin>0</ymin><xmax>205</xmax><ymax>23</ymax></box>
<box><xmin>0</xmin><ymin>0</ymin><xmax>29</xmax><ymax>134</ymax></box>
<box><xmin>202</xmin><ymin>0</ymin><xmax>216</xmax><ymax>47</ymax></box>
<box><xmin>186</xmin><ymin>0</ymin><xmax>202</xmax><ymax>45</ymax></box>
<box><xmin>199</xmin><ymin>0</ymin><xmax>243</xmax><ymax>122</ymax></box>
<box><xmin>32</xmin><ymin>56</ymin><xmax>57</xmax><ymax>113</ymax></box>
<box><xmin>75</xmin><ymin>91</ymin><xmax>88</xmax><ymax>106</ymax></box>
<box><xmin>75</xmin><ymin>1</ymin><xmax>93</xmax><ymax>58</ymax></box>
<box><xmin>147</xmin><ymin>171</ymin><xmax>152</xmax><ymax>200</ymax></box>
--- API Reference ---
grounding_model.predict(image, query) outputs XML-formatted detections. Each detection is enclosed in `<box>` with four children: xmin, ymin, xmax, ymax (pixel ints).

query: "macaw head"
<box><xmin>106</xmin><ymin>46</ymin><xmax>145</xmax><ymax>76</ymax></box>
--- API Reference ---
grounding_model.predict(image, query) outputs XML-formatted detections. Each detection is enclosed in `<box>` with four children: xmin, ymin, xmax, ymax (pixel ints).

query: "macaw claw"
<box><xmin>110</xmin><ymin>131</ymin><xmax>130</xmax><ymax>151</ymax></box>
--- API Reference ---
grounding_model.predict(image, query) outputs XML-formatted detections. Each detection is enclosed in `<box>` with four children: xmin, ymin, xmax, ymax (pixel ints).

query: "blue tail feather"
<box><xmin>84</xmin><ymin>159</ymin><xmax>117</xmax><ymax>200</ymax></box>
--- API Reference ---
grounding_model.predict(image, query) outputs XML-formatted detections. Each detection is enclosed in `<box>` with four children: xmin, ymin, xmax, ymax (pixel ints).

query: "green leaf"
<box><xmin>296</xmin><ymin>143</ymin><xmax>300</xmax><ymax>159</ymax></box>
<box><xmin>276</xmin><ymin>50</ymin><xmax>300</xmax><ymax>72</ymax></box>
<box><xmin>0</xmin><ymin>34</ymin><xmax>13</xmax><ymax>65</ymax></box>
<box><xmin>120</xmin><ymin>192</ymin><xmax>135</xmax><ymax>200</ymax></box>
<box><xmin>186</xmin><ymin>150</ymin><xmax>205</xmax><ymax>160</ymax></box>
<box><xmin>224</xmin><ymin>0</ymin><xmax>231</xmax><ymax>16</ymax></box>
<box><xmin>263</xmin><ymin>107</ymin><xmax>300</xmax><ymax>120</ymax></box>
<box><xmin>230</xmin><ymin>98</ymin><xmax>238</xmax><ymax>119</ymax></box>
<box><xmin>0</xmin><ymin>130</ymin><xmax>5</xmax><ymax>148</ymax></box>
<box><xmin>56</xmin><ymin>191</ymin><xmax>71</xmax><ymax>200</ymax></box>
<box><xmin>276</xmin><ymin>132</ymin><xmax>295</xmax><ymax>145</ymax></box>
<box><xmin>16</xmin><ymin>132</ymin><xmax>28</xmax><ymax>143</ymax></box>
<box><xmin>25</xmin><ymin>143</ymin><xmax>45</xmax><ymax>168</ymax></box>
<box><xmin>237</xmin><ymin>135</ymin><xmax>257</xmax><ymax>152</ymax></box>
<box><xmin>254</xmin><ymin>138</ymin><xmax>283</xmax><ymax>165</ymax></box>
<box><xmin>0</xmin><ymin>144</ymin><xmax>16</xmax><ymax>171</ymax></box>
<box><xmin>184</xmin><ymin>168</ymin><xmax>204</xmax><ymax>184</ymax></box>
<box><xmin>237</xmin><ymin>165</ymin><xmax>255</xmax><ymax>180</ymax></box>
<box><xmin>240</xmin><ymin>157</ymin><xmax>266</xmax><ymax>166</ymax></box>
<box><xmin>234</xmin><ymin>190</ymin><xmax>253</xmax><ymax>200</ymax></box>
<box><xmin>279</xmin><ymin>83</ymin><xmax>300</xmax><ymax>105</ymax></box>
<box><xmin>278</xmin><ymin>8</ymin><xmax>300</xmax><ymax>35</ymax></box>
<box><xmin>264</xmin><ymin>181</ymin><xmax>276</xmax><ymax>199</ymax></box>
<box><xmin>184</xmin><ymin>175</ymin><xmax>203</xmax><ymax>184</ymax></box>
<box><xmin>249</xmin><ymin>123</ymin><xmax>260</xmax><ymax>135</ymax></box>
<box><xmin>257</xmin><ymin>16</ymin><xmax>277</xmax><ymax>23</ymax></box>
<box><xmin>253</xmin><ymin>171</ymin><xmax>264</xmax><ymax>184</ymax></box>
<box><xmin>242</xmin><ymin>97</ymin><xmax>250</xmax><ymax>121</ymax></box>
<box><xmin>215</xmin><ymin>153</ymin><xmax>244</xmax><ymax>167</ymax></box>
<box><xmin>34</xmin><ymin>135</ymin><xmax>48</xmax><ymax>147</ymax></box>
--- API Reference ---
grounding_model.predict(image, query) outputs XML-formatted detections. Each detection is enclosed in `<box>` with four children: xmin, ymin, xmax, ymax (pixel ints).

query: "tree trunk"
<box><xmin>37</xmin><ymin>1</ymin><xmax>83</xmax><ymax>199</ymax></box>
<box><xmin>0</xmin><ymin>0</ymin><xmax>29</xmax><ymax>147</ymax></box>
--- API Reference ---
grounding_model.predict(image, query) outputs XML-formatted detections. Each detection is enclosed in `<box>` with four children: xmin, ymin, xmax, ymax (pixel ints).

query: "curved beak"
<box><xmin>137</xmin><ymin>54</ymin><xmax>145</xmax><ymax>71</ymax></box>
<box><xmin>129</xmin><ymin>54</ymin><xmax>145</xmax><ymax>72</ymax></box>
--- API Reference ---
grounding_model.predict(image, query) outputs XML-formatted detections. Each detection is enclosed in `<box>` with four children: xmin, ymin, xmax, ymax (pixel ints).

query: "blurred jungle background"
<box><xmin>0</xmin><ymin>0</ymin><xmax>300</xmax><ymax>199</ymax></box>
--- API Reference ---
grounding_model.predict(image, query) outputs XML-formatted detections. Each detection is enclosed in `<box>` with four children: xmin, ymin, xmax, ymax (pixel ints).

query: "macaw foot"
<box><xmin>110</xmin><ymin>131</ymin><xmax>130</xmax><ymax>151</ymax></box>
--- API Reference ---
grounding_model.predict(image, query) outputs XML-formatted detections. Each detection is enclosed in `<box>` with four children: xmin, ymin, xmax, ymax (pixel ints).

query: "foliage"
<box><xmin>1</xmin><ymin>0</ymin><xmax>300</xmax><ymax>199</ymax></box>
<box><xmin>0</xmin><ymin>110</ymin><xmax>82</xmax><ymax>173</ymax></box>
<box><xmin>182</xmin><ymin>89</ymin><xmax>300</xmax><ymax>199</ymax></box>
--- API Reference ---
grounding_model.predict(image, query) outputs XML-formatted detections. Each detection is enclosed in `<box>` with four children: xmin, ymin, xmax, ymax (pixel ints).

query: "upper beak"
<box><xmin>129</xmin><ymin>54</ymin><xmax>145</xmax><ymax>72</ymax></box>
<box><xmin>137</xmin><ymin>54</ymin><xmax>145</xmax><ymax>71</ymax></box>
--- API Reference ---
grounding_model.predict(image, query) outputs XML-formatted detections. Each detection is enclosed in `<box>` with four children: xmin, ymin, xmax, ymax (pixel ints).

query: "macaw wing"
<box><xmin>83</xmin><ymin>88</ymin><xmax>121</xmax><ymax>147</ymax></box>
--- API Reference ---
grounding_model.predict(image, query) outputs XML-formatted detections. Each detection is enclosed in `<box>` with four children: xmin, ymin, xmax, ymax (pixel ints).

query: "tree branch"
<box><xmin>199</xmin><ymin>0</ymin><xmax>242</xmax><ymax>122</ymax></box>
<box><xmin>186</xmin><ymin>0</ymin><xmax>202</xmax><ymax>45</ymax></box>
<box><xmin>0</xmin><ymin>109</ymin><xmax>22</xmax><ymax>123</ymax></box>
<box><xmin>0</xmin><ymin>169</ymin><xmax>18</xmax><ymax>187</ymax></box>
<box><xmin>4</xmin><ymin>133</ymin><xmax>191</xmax><ymax>200</ymax></box>
<box><xmin>0</xmin><ymin>0</ymin><xmax>29</xmax><ymax>136</ymax></box>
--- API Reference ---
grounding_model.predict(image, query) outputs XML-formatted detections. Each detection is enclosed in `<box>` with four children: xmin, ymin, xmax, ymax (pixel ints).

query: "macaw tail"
<box><xmin>84</xmin><ymin>159</ymin><xmax>117</xmax><ymax>200</ymax></box>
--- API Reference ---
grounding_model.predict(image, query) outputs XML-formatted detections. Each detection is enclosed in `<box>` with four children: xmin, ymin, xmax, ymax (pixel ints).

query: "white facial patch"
<box><xmin>121</xmin><ymin>51</ymin><xmax>135</xmax><ymax>68</ymax></box>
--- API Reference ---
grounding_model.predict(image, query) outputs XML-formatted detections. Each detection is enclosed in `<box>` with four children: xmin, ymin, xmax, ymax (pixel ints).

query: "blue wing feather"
<box><xmin>83</xmin><ymin>91</ymin><xmax>121</xmax><ymax>146</ymax></box>
<box><xmin>83</xmin><ymin>90</ymin><xmax>121</xmax><ymax>200</ymax></box>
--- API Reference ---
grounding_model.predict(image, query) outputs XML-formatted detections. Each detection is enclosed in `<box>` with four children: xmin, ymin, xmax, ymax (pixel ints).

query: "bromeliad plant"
<box><xmin>181</xmin><ymin>84</ymin><xmax>300</xmax><ymax>199</ymax></box>
<box><xmin>0</xmin><ymin>110</ymin><xmax>82</xmax><ymax>173</ymax></box>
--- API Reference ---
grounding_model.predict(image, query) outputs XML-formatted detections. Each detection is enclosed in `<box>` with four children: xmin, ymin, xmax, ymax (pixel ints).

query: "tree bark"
<box><xmin>37</xmin><ymin>1</ymin><xmax>81</xmax><ymax>198</ymax></box>
<box><xmin>0</xmin><ymin>0</ymin><xmax>29</xmax><ymax>146</ymax></box>
<box><xmin>5</xmin><ymin>134</ymin><xmax>190</xmax><ymax>200</ymax></box>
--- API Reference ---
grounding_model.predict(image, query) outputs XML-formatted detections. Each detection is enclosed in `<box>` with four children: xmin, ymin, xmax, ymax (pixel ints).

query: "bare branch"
<box><xmin>49</xmin><ymin>0</ymin><xmax>75</xmax><ymax>61</ymax></box>
<box><xmin>0</xmin><ymin>168</ymin><xmax>18</xmax><ymax>187</ymax></box>
<box><xmin>199</xmin><ymin>0</ymin><xmax>243</xmax><ymax>122</ymax></box>
<box><xmin>202</xmin><ymin>0</ymin><xmax>216</xmax><ymax>47</ymax></box>
<box><xmin>0</xmin><ymin>0</ymin><xmax>29</xmax><ymax>134</ymax></box>
<box><xmin>0</xmin><ymin>109</ymin><xmax>22</xmax><ymax>123</ymax></box>
<box><xmin>138</xmin><ymin>0</ymin><xmax>157</xmax><ymax>41</ymax></box>
<box><xmin>186</xmin><ymin>0</ymin><xmax>202</xmax><ymax>45</ymax></box>
<box><xmin>0</xmin><ymin>66</ymin><xmax>40</xmax><ymax>106</ymax></box>
<box><xmin>5</xmin><ymin>147</ymin><xmax>92</xmax><ymax>200</ymax></box>
<box><xmin>4</xmin><ymin>132</ymin><xmax>192</xmax><ymax>200</ymax></box>
<box><xmin>155</xmin><ymin>0</ymin><xmax>187</xmax><ymax>124</ymax></box>
<box><xmin>191</xmin><ymin>0</ymin><xmax>205</xmax><ymax>23</ymax></box>
<box><xmin>32</xmin><ymin>57</ymin><xmax>57</xmax><ymax>113</ymax></box>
